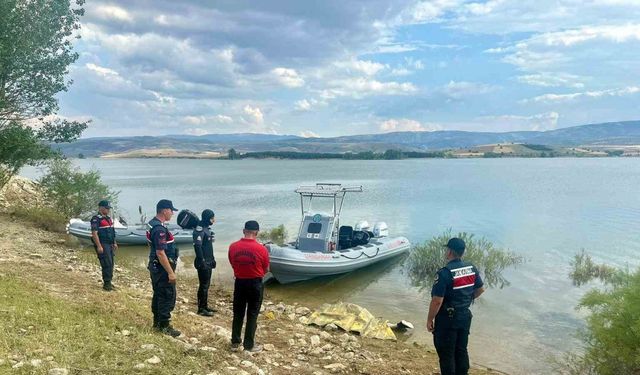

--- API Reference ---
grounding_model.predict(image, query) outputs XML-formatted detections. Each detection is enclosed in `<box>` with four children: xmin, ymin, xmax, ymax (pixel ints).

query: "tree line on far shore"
<box><xmin>227</xmin><ymin>148</ymin><xmax>446</xmax><ymax>160</ymax></box>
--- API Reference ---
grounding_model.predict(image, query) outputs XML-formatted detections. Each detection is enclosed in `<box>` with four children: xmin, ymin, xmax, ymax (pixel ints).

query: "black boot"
<box><xmin>103</xmin><ymin>282</ymin><xmax>113</xmax><ymax>291</ymax></box>
<box><xmin>156</xmin><ymin>321</ymin><xmax>181</xmax><ymax>337</ymax></box>
<box><xmin>197</xmin><ymin>308</ymin><xmax>214</xmax><ymax>317</ymax></box>
<box><xmin>205</xmin><ymin>306</ymin><xmax>218</xmax><ymax>313</ymax></box>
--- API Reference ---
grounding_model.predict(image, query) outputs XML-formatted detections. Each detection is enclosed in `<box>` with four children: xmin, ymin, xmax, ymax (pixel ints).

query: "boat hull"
<box><xmin>66</xmin><ymin>220</ymin><xmax>193</xmax><ymax>246</ymax></box>
<box><xmin>267</xmin><ymin>236</ymin><xmax>411</xmax><ymax>283</ymax></box>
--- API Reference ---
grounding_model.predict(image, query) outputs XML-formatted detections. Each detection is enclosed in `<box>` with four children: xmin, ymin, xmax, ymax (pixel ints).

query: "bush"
<box><xmin>405</xmin><ymin>230</ymin><xmax>524</xmax><ymax>289</ymax></box>
<box><xmin>562</xmin><ymin>253</ymin><xmax>640</xmax><ymax>374</ymax></box>
<box><xmin>258</xmin><ymin>224</ymin><xmax>288</xmax><ymax>245</ymax></box>
<box><xmin>38</xmin><ymin>159</ymin><xmax>118</xmax><ymax>220</ymax></box>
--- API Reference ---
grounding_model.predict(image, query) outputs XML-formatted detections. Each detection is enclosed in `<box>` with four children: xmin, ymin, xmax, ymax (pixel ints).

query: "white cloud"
<box><xmin>184</xmin><ymin>128</ymin><xmax>210</xmax><ymax>136</ymax></box>
<box><xmin>299</xmin><ymin>130</ymin><xmax>320</xmax><ymax>138</ymax></box>
<box><xmin>242</xmin><ymin>105</ymin><xmax>264</xmax><ymax>125</ymax></box>
<box><xmin>85</xmin><ymin>63</ymin><xmax>119</xmax><ymax>77</ymax></box>
<box><xmin>182</xmin><ymin>114</ymin><xmax>234</xmax><ymax>126</ymax></box>
<box><xmin>532</xmin><ymin>24</ymin><xmax>640</xmax><ymax>47</ymax></box>
<box><xmin>525</xmin><ymin>86</ymin><xmax>640</xmax><ymax>103</ymax></box>
<box><xmin>271</xmin><ymin>67</ymin><xmax>305</xmax><ymax>88</ymax></box>
<box><xmin>320</xmin><ymin>78</ymin><xmax>417</xmax><ymax>99</ymax></box>
<box><xmin>294</xmin><ymin>99</ymin><xmax>312</xmax><ymax>111</ymax></box>
<box><xmin>93</xmin><ymin>5</ymin><xmax>133</xmax><ymax>22</ymax></box>
<box><xmin>441</xmin><ymin>81</ymin><xmax>497</xmax><ymax>99</ymax></box>
<box><xmin>379</xmin><ymin>118</ymin><xmax>442</xmax><ymax>132</ymax></box>
<box><xmin>516</xmin><ymin>72</ymin><xmax>585</xmax><ymax>88</ymax></box>
<box><xmin>478</xmin><ymin>112</ymin><xmax>559</xmax><ymax>131</ymax></box>
<box><xmin>400</xmin><ymin>0</ymin><xmax>462</xmax><ymax>24</ymax></box>
<box><xmin>334</xmin><ymin>59</ymin><xmax>387</xmax><ymax>76</ymax></box>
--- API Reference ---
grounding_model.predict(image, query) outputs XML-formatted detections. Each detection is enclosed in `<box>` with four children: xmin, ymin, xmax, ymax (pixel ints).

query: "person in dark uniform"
<box><xmin>228</xmin><ymin>220</ymin><xmax>270</xmax><ymax>353</ymax></box>
<box><xmin>193</xmin><ymin>209</ymin><xmax>217</xmax><ymax>317</ymax></box>
<box><xmin>147</xmin><ymin>199</ymin><xmax>181</xmax><ymax>337</ymax></box>
<box><xmin>90</xmin><ymin>200</ymin><xmax>118</xmax><ymax>291</ymax></box>
<box><xmin>427</xmin><ymin>238</ymin><xmax>485</xmax><ymax>375</ymax></box>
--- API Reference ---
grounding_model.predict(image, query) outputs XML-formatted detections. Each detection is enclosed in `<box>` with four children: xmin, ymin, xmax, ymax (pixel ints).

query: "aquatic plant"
<box><xmin>405</xmin><ymin>230</ymin><xmax>524</xmax><ymax>290</ymax></box>
<box><xmin>258</xmin><ymin>224</ymin><xmax>288</xmax><ymax>245</ymax></box>
<box><xmin>559</xmin><ymin>253</ymin><xmax>639</xmax><ymax>375</ymax></box>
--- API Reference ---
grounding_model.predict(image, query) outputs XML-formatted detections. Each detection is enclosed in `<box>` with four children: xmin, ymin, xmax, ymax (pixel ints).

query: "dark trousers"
<box><xmin>197</xmin><ymin>268</ymin><xmax>212</xmax><ymax>309</ymax></box>
<box><xmin>231</xmin><ymin>278</ymin><xmax>263</xmax><ymax>349</ymax></box>
<box><xmin>433</xmin><ymin>323</ymin><xmax>471</xmax><ymax>375</ymax></box>
<box><xmin>96</xmin><ymin>243</ymin><xmax>114</xmax><ymax>284</ymax></box>
<box><xmin>149</xmin><ymin>263</ymin><xmax>177</xmax><ymax>324</ymax></box>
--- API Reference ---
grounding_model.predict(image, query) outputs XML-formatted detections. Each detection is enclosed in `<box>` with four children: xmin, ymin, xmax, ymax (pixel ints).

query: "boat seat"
<box><xmin>338</xmin><ymin>226</ymin><xmax>353</xmax><ymax>250</ymax></box>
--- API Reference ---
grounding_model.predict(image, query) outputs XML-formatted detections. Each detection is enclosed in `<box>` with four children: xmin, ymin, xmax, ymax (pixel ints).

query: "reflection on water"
<box><xmin>22</xmin><ymin>157</ymin><xmax>640</xmax><ymax>375</ymax></box>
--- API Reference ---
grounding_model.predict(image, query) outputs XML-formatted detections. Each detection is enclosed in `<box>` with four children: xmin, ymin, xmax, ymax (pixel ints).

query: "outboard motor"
<box><xmin>354</xmin><ymin>221</ymin><xmax>370</xmax><ymax>231</ymax></box>
<box><xmin>373</xmin><ymin>222</ymin><xmax>389</xmax><ymax>237</ymax></box>
<box><xmin>177</xmin><ymin>209</ymin><xmax>199</xmax><ymax>229</ymax></box>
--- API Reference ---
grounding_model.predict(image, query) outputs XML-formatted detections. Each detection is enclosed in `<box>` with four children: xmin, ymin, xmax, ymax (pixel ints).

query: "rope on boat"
<box><xmin>339</xmin><ymin>247</ymin><xmax>380</xmax><ymax>260</ymax></box>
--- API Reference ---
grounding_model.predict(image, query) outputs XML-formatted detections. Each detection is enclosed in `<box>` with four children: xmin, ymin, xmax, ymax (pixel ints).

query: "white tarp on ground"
<box><xmin>303</xmin><ymin>302</ymin><xmax>396</xmax><ymax>340</ymax></box>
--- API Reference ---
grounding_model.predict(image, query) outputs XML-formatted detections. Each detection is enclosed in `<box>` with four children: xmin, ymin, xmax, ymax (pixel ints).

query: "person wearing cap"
<box><xmin>147</xmin><ymin>199</ymin><xmax>181</xmax><ymax>337</ymax></box>
<box><xmin>427</xmin><ymin>238</ymin><xmax>485</xmax><ymax>375</ymax></box>
<box><xmin>228</xmin><ymin>220</ymin><xmax>270</xmax><ymax>353</ymax></box>
<box><xmin>192</xmin><ymin>209</ymin><xmax>217</xmax><ymax>317</ymax></box>
<box><xmin>90</xmin><ymin>200</ymin><xmax>118</xmax><ymax>291</ymax></box>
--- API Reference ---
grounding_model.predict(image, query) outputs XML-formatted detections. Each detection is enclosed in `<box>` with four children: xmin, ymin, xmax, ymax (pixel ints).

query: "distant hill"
<box><xmin>56</xmin><ymin>120</ymin><xmax>640</xmax><ymax>157</ymax></box>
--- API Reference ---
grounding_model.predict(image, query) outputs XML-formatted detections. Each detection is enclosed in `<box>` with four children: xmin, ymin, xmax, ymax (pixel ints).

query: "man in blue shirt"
<box><xmin>427</xmin><ymin>238</ymin><xmax>485</xmax><ymax>375</ymax></box>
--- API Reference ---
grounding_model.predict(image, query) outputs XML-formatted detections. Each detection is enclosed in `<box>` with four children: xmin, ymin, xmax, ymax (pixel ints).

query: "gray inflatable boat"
<box><xmin>66</xmin><ymin>217</ymin><xmax>193</xmax><ymax>246</ymax></box>
<box><xmin>267</xmin><ymin>183</ymin><xmax>411</xmax><ymax>283</ymax></box>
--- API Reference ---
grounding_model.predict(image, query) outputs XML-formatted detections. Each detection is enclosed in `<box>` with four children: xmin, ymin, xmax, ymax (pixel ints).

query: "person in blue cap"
<box><xmin>427</xmin><ymin>238</ymin><xmax>485</xmax><ymax>375</ymax></box>
<box><xmin>147</xmin><ymin>199</ymin><xmax>181</xmax><ymax>337</ymax></box>
<box><xmin>192</xmin><ymin>209</ymin><xmax>217</xmax><ymax>316</ymax></box>
<box><xmin>90</xmin><ymin>200</ymin><xmax>118</xmax><ymax>291</ymax></box>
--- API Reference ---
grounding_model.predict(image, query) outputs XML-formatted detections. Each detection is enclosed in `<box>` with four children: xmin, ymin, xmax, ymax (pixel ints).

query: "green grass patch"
<box><xmin>0</xmin><ymin>273</ymin><xmax>223</xmax><ymax>374</ymax></box>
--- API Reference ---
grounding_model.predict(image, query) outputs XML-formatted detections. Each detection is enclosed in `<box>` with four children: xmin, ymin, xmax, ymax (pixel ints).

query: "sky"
<box><xmin>58</xmin><ymin>0</ymin><xmax>640</xmax><ymax>138</ymax></box>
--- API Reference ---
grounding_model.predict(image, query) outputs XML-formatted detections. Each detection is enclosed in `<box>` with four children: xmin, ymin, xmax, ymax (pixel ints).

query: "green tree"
<box><xmin>405</xmin><ymin>230</ymin><xmax>524</xmax><ymax>289</ymax></box>
<box><xmin>0</xmin><ymin>0</ymin><xmax>88</xmax><ymax>188</ymax></box>
<box><xmin>228</xmin><ymin>148</ymin><xmax>239</xmax><ymax>160</ymax></box>
<box><xmin>39</xmin><ymin>159</ymin><xmax>119</xmax><ymax>220</ymax></box>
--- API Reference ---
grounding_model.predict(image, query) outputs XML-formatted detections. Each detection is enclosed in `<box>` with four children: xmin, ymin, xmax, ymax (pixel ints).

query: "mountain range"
<box><xmin>56</xmin><ymin>120</ymin><xmax>640</xmax><ymax>157</ymax></box>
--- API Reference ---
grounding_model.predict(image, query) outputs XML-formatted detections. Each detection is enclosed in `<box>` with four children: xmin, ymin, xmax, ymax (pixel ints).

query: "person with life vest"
<box><xmin>147</xmin><ymin>199</ymin><xmax>181</xmax><ymax>337</ymax></box>
<box><xmin>228</xmin><ymin>220</ymin><xmax>270</xmax><ymax>353</ymax></box>
<box><xmin>90</xmin><ymin>200</ymin><xmax>118</xmax><ymax>291</ymax></box>
<box><xmin>192</xmin><ymin>209</ymin><xmax>217</xmax><ymax>317</ymax></box>
<box><xmin>427</xmin><ymin>238</ymin><xmax>485</xmax><ymax>375</ymax></box>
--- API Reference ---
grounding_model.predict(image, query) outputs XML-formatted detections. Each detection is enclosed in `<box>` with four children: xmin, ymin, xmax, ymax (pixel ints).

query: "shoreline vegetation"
<box><xmin>91</xmin><ymin>143</ymin><xmax>637</xmax><ymax>161</ymax></box>
<box><xmin>0</xmin><ymin>177</ymin><xmax>505</xmax><ymax>375</ymax></box>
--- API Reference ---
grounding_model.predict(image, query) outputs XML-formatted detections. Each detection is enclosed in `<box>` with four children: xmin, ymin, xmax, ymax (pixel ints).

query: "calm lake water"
<box><xmin>21</xmin><ymin>158</ymin><xmax>640</xmax><ymax>374</ymax></box>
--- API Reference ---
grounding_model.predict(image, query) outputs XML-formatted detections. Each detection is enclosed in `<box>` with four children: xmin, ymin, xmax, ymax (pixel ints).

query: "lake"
<box><xmin>21</xmin><ymin>158</ymin><xmax>640</xmax><ymax>374</ymax></box>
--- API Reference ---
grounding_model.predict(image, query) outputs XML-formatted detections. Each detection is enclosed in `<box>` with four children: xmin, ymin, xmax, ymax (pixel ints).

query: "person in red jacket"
<box><xmin>228</xmin><ymin>220</ymin><xmax>270</xmax><ymax>353</ymax></box>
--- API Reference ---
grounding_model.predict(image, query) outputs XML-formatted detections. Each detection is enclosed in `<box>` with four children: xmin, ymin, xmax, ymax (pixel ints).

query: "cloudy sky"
<box><xmin>60</xmin><ymin>0</ymin><xmax>640</xmax><ymax>137</ymax></box>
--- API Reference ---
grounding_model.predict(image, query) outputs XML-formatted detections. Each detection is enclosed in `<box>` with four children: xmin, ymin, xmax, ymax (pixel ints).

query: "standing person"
<box><xmin>90</xmin><ymin>200</ymin><xmax>118</xmax><ymax>291</ymax></box>
<box><xmin>427</xmin><ymin>238</ymin><xmax>485</xmax><ymax>375</ymax></box>
<box><xmin>193</xmin><ymin>209</ymin><xmax>217</xmax><ymax>317</ymax></box>
<box><xmin>147</xmin><ymin>199</ymin><xmax>181</xmax><ymax>337</ymax></box>
<box><xmin>228</xmin><ymin>220</ymin><xmax>270</xmax><ymax>352</ymax></box>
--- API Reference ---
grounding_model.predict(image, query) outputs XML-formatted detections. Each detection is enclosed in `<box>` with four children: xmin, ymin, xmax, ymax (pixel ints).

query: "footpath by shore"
<box><xmin>0</xmin><ymin>178</ymin><xmax>505</xmax><ymax>375</ymax></box>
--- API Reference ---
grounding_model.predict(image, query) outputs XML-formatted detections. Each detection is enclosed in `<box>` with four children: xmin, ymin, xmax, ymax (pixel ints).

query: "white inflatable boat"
<box><xmin>66</xmin><ymin>217</ymin><xmax>193</xmax><ymax>246</ymax></box>
<box><xmin>266</xmin><ymin>183</ymin><xmax>411</xmax><ymax>283</ymax></box>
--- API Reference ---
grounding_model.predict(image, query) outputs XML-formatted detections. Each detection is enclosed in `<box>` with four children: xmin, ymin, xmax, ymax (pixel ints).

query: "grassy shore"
<box><xmin>0</xmin><ymin>213</ymin><xmax>504</xmax><ymax>374</ymax></box>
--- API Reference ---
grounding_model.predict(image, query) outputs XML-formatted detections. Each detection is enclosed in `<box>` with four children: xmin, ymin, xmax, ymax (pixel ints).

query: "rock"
<box><xmin>275</xmin><ymin>303</ymin><xmax>286</xmax><ymax>312</ymax></box>
<box><xmin>29</xmin><ymin>253</ymin><xmax>43</xmax><ymax>259</ymax></box>
<box><xmin>180</xmin><ymin>297</ymin><xmax>189</xmax><ymax>304</ymax></box>
<box><xmin>146</xmin><ymin>356</ymin><xmax>161</xmax><ymax>364</ymax></box>
<box><xmin>48</xmin><ymin>369</ymin><xmax>69</xmax><ymax>375</ymax></box>
<box><xmin>324</xmin><ymin>323</ymin><xmax>339</xmax><ymax>331</ymax></box>
<box><xmin>12</xmin><ymin>361</ymin><xmax>24</xmax><ymax>369</ymax></box>
<box><xmin>288</xmin><ymin>339</ymin><xmax>296</xmax><ymax>346</ymax></box>
<box><xmin>134</xmin><ymin>363</ymin><xmax>146</xmax><ymax>369</ymax></box>
<box><xmin>343</xmin><ymin>352</ymin><xmax>355</xmax><ymax>360</ymax></box>
<box><xmin>200</xmin><ymin>346</ymin><xmax>217</xmax><ymax>352</ymax></box>
<box><xmin>140</xmin><ymin>344</ymin><xmax>156</xmax><ymax>350</ymax></box>
<box><xmin>310</xmin><ymin>335</ymin><xmax>321</xmax><ymax>346</ymax></box>
<box><xmin>323</xmin><ymin>363</ymin><xmax>347</xmax><ymax>372</ymax></box>
<box><xmin>284</xmin><ymin>305</ymin><xmax>295</xmax><ymax>315</ymax></box>
<box><xmin>66</xmin><ymin>265</ymin><xmax>74</xmax><ymax>272</ymax></box>
<box><xmin>240</xmin><ymin>360</ymin><xmax>254</xmax><ymax>368</ymax></box>
<box><xmin>45</xmin><ymin>356</ymin><xmax>54</xmax><ymax>362</ymax></box>
<box><xmin>287</xmin><ymin>313</ymin><xmax>296</xmax><ymax>321</ymax></box>
<box><xmin>320</xmin><ymin>331</ymin><xmax>332</xmax><ymax>340</ymax></box>
<box><xmin>121</xmin><ymin>329</ymin><xmax>131</xmax><ymax>336</ymax></box>
<box><xmin>263</xmin><ymin>344</ymin><xmax>275</xmax><ymax>351</ymax></box>
<box><xmin>295</xmin><ymin>307</ymin><xmax>311</xmax><ymax>315</ymax></box>
<box><xmin>299</xmin><ymin>316</ymin><xmax>309</xmax><ymax>324</ymax></box>
<box><xmin>30</xmin><ymin>359</ymin><xmax>43</xmax><ymax>367</ymax></box>
<box><xmin>339</xmin><ymin>333</ymin><xmax>351</xmax><ymax>342</ymax></box>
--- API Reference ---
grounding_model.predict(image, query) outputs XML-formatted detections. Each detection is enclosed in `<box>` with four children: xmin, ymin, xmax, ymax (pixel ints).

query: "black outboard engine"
<box><xmin>177</xmin><ymin>209</ymin><xmax>199</xmax><ymax>229</ymax></box>
<box><xmin>352</xmin><ymin>230</ymin><xmax>370</xmax><ymax>246</ymax></box>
